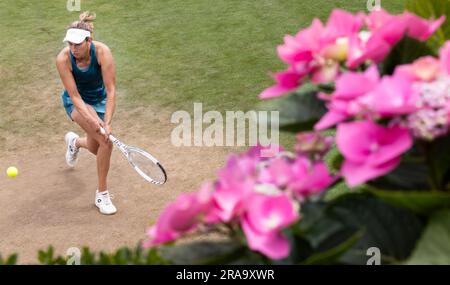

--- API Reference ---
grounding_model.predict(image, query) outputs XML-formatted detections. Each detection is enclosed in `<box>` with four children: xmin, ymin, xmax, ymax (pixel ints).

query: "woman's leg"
<box><xmin>75</xmin><ymin>134</ymin><xmax>100</xmax><ymax>155</ymax></box>
<box><xmin>70</xmin><ymin>106</ymin><xmax>113</xmax><ymax>192</ymax></box>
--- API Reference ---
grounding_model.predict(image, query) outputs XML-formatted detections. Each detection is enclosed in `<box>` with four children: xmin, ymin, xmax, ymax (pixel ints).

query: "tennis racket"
<box><xmin>100</xmin><ymin>127</ymin><xmax>167</xmax><ymax>185</ymax></box>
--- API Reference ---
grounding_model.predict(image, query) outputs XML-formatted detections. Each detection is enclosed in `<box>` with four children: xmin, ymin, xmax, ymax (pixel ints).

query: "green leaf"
<box><xmin>301</xmin><ymin>231</ymin><xmax>363</xmax><ymax>265</ymax></box>
<box><xmin>328</xmin><ymin>194</ymin><xmax>424</xmax><ymax>264</ymax></box>
<box><xmin>323</xmin><ymin>181</ymin><xmax>366</xmax><ymax>202</ymax></box>
<box><xmin>405</xmin><ymin>0</ymin><xmax>450</xmax><ymax>52</ymax></box>
<box><xmin>381</xmin><ymin>37</ymin><xmax>437</xmax><ymax>75</ymax></box>
<box><xmin>257</xmin><ymin>83</ymin><xmax>327</xmax><ymax>133</ymax></box>
<box><xmin>405</xmin><ymin>210</ymin><xmax>450</xmax><ymax>264</ymax></box>
<box><xmin>159</xmin><ymin>240</ymin><xmax>249</xmax><ymax>265</ymax></box>
<box><xmin>294</xmin><ymin>200</ymin><xmax>361</xmax><ymax>264</ymax></box>
<box><xmin>368</xmin><ymin>159</ymin><xmax>430</xmax><ymax>190</ymax></box>
<box><xmin>367</xmin><ymin>188</ymin><xmax>450</xmax><ymax>215</ymax></box>
<box><xmin>80</xmin><ymin>247</ymin><xmax>95</xmax><ymax>265</ymax></box>
<box><xmin>38</xmin><ymin>246</ymin><xmax>54</xmax><ymax>265</ymax></box>
<box><xmin>324</xmin><ymin>145</ymin><xmax>343</xmax><ymax>174</ymax></box>
<box><xmin>5</xmin><ymin>254</ymin><xmax>17</xmax><ymax>265</ymax></box>
<box><xmin>424</xmin><ymin>134</ymin><xmax>450</xmax><ymax>190</ymax></box>
<box><xmin>32</xmin><ymin>243</ymin><xmax>169</xmax><ymax>265</ymax></box>
<box><xmin>317</xmin><ymin>82</ymin><xmax>336</xmax><ymax>94</ymax></box>
<box><xmin>0</xmin><ymin>253</ymin><xmax>18</xmax><ymax>265</ymax></box>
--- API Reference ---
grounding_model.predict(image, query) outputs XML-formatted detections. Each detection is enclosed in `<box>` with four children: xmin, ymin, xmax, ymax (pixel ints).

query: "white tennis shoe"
<box><xmin>65</xmin><ymin>132</ymin><xmax>80</xmax><ymax>167</ymax></box>
<box><xmin>95</xmin><ymin>190</ymin><xmax>117</xmax><ymax>215</ymax></box>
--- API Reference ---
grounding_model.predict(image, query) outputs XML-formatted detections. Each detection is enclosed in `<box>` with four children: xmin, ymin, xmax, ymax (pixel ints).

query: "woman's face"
<box><xmin>68</xmin><ymin>38</ymin><xmax>91</xmax><ymax>59</ymax></box>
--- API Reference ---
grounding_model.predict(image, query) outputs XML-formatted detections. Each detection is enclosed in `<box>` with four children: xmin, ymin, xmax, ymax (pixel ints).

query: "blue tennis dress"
<box><xmin>61</xmin><ymin>42</ymin><xmax>107</xmax><ymax>121</ymax></box>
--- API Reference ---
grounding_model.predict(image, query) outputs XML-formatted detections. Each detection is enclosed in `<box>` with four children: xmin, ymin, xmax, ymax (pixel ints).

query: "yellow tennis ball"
<box><xmin>6</xmin><ymin>166</ymin><xmax>18</xmax><ymax>178</ymax></box>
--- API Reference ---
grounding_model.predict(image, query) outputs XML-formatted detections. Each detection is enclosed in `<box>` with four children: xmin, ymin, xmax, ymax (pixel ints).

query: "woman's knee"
<box><xmin>88</xmin><ymin>142</ymin><xmax>99</xmax><ymax>155</ymax></box>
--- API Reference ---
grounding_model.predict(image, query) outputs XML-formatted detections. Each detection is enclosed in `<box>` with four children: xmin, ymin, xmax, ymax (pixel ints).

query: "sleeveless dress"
<box><xmin>61</xmin><ymin>42</ymin><xmax>107</xmax><ymax>121</ymax></box>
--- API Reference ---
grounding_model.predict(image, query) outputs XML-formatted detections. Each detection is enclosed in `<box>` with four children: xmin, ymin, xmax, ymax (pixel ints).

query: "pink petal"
<box><xmin>334</xmin><ymin>65</ymin><xmax>380</xmax><ymax>99</ymax></box>
<box><xmin>169</xmin><ymin>194</ymin><xmax>201</xmax><ymax>232</ymax></box>
<box><xmin>295</xmin><ymin>18</ymin><xmax>325</xmax><ymax>53</ymax></box>
<box><xmin>368</xmin><ymin>126</ymin><xmax>413</xmax><ymax>166</ymax></box>
<box><xmin>440</xmin><ymin>41</ymin><xmax>450</xmax><ymax>75</ymax></box>
<box><xmin>241</xmin><ymin>217</ymin><xmax>290</xmax><ymax>260</ymax></box>
<box><xmin>258</xmin><ymin>158</ymin><xmax>293</xmax><ymax>187</ymax></box>
<box><xmin>411</xmin><ymin>56</ymin><xmax>441</xmax><ymax>82</ymax></box>
<box><xmin>259</xmin><ymin>69</ymin><xmax>304</xmax><ymax>99</ymax></box>
<box><xmin>371</xmin><ymin>76</ymin><xmax>418</xmax><ymax>116</ymax></box>
<box><xmin>277</xmin><ymin>19</ymin><xmax>324</xmax><ymax>64</ymax></box>
<box><xmin>336</xmin><ymin>121</ymin><xmax>375</xmax><ymax>162</ymax></box>
<box><xmin>244</xmin><ymin>194</ymin><xmax>298</xmax><ymax>234</ymax></box>
<box><xmin>290</xmin><ymin>160</ymin><xmax>335</xmax><ymax>196</ymax></box>
<box><xmin>364</xmin><ymin>32</ymin><xmax>393</xmax><ymax>63</ymax></box>
<box><xmin>405</xmin><ymin>13</ymin><xmax>446</xmax><ymax>41</ymax></box>
<box><xmin>371</xmin><ymin>12</ymin><xmax>408</xmax><ymax>45</ymax></box>
<box><xmin>366</xmin><ymin>8</ymin><xmax>395</xmax><ymax>31</ymax></box>
<box><xmin>311</xmin><ymin>62</ymin><xmax>340</xmax><ymax>83</ymax></box>
<box><xmin>347</xmin><ymin>33</ymin><xmax>391</xmax><ymax>68</ymax></box>
<box><xmin>322</xmin><ymin>9</ymin><xmax>364</xmax><ymax>44</ymax></box>
<box><xmin>213</xmin><ymin>179</ymin><xmax>255</xmax><ymax>222</ymax></box>
<box><xmin>277</xmin><ymin>35</ymin><xmax>313</xmax><ymax>64</ymax></box>
<box><xmin>314</xmin><ymin>109</ymin><xmax>348</xmax><ymax>130</ymax></box>
<box><xmin>342</xmin><ymin>156</ymin><xmax>401</xmax><ymax>187</ymax></box>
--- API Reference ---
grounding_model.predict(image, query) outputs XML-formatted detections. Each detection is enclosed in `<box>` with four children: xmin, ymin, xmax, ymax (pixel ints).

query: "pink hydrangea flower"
<box><xmin>390</xmin><ymin>44</ymin><xmax>450</xmax><ymax>140</ymax></box>
<box><xmin>260</xmin><ymin>10</ymin><xmax>365</xmax><ymax>99</ymax></box>
<box><xmin>143</xmin><ymin>183</ymin><xmax>214</xmax><ymax>247</ymax></box>
<box><xmin>394</xmin><ymin>56</ymin><xmax>442</xmax><ymax>82</ymax></box>
<box><xmin>336</xmin><ymin>120</ymin><xmax>413</xmax><ymax>187</ymax></box>
<box><xmin>241</xmin><ymin>193</ymin><xmax>299</xmax><ymax>259</ymax></box>
<box><xmin>347</xmin><ymin>9</ymin><xmax>445</xmax><ymax>69</ymax></box>
<box><xmin>368</xmin><ymin>75</ymin><xmax>419</xmax><ymax>117</ymax></box>
<box><xmin>289</xmin><ymin>157</ymin><xmax>335</xmax><ymax>199</ymax></box>
<box><xmin>212</xmin><ymin>180</ymin><xmax>255</xmax><ymax>223</ymax></box>
<box><xmin>260</xmin><ymin>9</ymin><xmax>444</xmax><ymax>99</ymax></box>
<box><xmin>258</xmin><ymin>157</ymin><xmax>294</xmax><ymax>188</ymax></box>
<box><xmin>277</xmin><ymin>19</ymin><xmax>324</xmax><ymax>65</ymax></box>
<box><xmin>259</xmin><ymin>68</ymin><xmax>307</xmax><ymax>99</ymax></box>
<box><xmin>315</xmin><ymin>65</ymin><xmax>380</xmax><ymax>130</ymax></box>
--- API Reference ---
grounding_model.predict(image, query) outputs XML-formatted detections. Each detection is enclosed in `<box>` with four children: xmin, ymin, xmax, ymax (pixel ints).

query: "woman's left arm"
<box><xmin>99</xmin><ymin>44</ymin><xmax>116</xmax><ymax>128</ymax></box>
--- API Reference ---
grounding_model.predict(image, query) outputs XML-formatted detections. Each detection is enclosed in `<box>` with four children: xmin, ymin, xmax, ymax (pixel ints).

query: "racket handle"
<box><xmin>99</xmin><ymin>127</ymin><xmax>113</xmax><ymax>141</ymax></box>
<box><xmin>99</xmin><ymin>127</ymin><xmax>121</xmax><ymax>148</ymax></box>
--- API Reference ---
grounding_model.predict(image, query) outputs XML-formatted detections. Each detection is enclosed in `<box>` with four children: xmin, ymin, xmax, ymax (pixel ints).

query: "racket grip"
<box><xmin>99</xmin><ymin>127</ymin><xmax>111</xmax><ymax>141</ymax></box>
<box><xmin>99</xmin><ymin>127</ymin><xmax>118</xmax><ymax>145</ymax></box>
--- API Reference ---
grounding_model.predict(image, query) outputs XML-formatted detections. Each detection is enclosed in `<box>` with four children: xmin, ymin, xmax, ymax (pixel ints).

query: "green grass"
<box><xmin>0</xmin><ymin>0</ymin><xmax>404</xmax><ymax>145</ymax></box>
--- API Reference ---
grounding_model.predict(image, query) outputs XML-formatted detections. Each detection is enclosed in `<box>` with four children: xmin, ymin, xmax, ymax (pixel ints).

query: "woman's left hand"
<box><xmin>100</xmin><ymin>122</ymin><xmax>112</xmax><ymax>143</ymax></box>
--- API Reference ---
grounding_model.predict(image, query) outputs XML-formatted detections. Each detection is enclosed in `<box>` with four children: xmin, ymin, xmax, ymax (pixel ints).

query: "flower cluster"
<box><xmin>315</xmin><ymin>41</ymin><xmax>450</xmax><ymax>187</ymax></box>
<box><xmin>259</xmin><ymin>9</ymin><xmax>445</xmax><ymax>99</ymax></box>
<box><xmin>144</xmin><ymin>8</ymin><xmax>448</xmax><ymax>262</ymax></box>
<box><xmin>143</xmin><ymin>143</ymin><xmax>335</xmax><ymax>259</ymax></box>
<box><xmin>259</xmin><ymin>8</ymin><xmax>447</xmax><ymax>187</ymax></box>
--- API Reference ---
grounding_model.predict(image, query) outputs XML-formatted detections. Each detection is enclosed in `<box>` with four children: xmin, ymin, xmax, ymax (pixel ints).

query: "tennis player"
<box><xmin>56</xmin><ymin>11</ymin><xmax>117</xmax><ymax>215</ymax></box>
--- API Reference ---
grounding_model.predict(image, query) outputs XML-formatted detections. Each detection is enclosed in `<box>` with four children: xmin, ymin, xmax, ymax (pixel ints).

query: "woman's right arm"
<box><xmin>55</xmin><ymin>50</ymin><xmax>101</xmax><ymax>133</ymax></box>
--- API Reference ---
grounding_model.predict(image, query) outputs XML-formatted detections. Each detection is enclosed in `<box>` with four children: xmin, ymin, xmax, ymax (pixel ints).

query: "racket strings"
<box><xmin>128</xmin><ymin>150</ymin><xmax>166</xmax><ymax>184</ymax></box>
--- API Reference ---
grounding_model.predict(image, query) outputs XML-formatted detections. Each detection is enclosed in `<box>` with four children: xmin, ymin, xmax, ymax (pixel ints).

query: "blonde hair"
<box><xmin>68</xmin><ymin>11</ymin><xmax>96</xmax><ymax>35</ymax></box>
